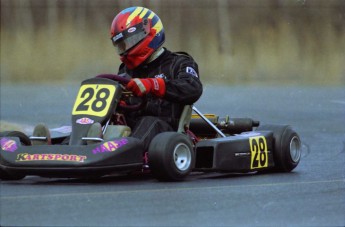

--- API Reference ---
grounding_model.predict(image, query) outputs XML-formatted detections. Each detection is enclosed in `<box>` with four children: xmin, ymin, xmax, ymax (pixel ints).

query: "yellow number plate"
<box><xmin>72</xmin><ymin>84</ymin><xmax>116</xmax><ymax>117</ymax></box>
<box><xmin>250</xmin><ymin>136</ymin><xmax>268</xmax><ymax>169</ymax></box>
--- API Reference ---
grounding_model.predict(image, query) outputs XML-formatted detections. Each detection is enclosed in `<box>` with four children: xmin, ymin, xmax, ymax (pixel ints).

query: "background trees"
<box><xmin>1</xmin><ymin>0</ymin><xmax>344</xmax><ymax>84</ymax></box>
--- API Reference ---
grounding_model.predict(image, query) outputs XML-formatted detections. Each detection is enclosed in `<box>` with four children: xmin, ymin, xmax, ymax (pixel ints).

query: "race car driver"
<box><xmin>110</xmin><ymin>6</ymin><xmax>203</xmax><ymax>150</ymax></box>
<box><xmin>32</xmin><ymin>6</ymin><xmax>203</xmax><ymax>149</ymax></box>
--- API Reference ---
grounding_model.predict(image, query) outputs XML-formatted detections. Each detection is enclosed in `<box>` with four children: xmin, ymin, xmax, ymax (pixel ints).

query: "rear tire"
<box><xmin>256</xmin><ymin>125</ymin><xmax>301</xmax><ymax>172</ymax></box>
<box><xmin>0</xmin><ymin>131</ymin><xmax>30</xmax><ymax>180</ymax></box>
<box><xmin>148</xmin><ymin>132</ymin><xmax>194</xmax><ymax>181</ymax></box>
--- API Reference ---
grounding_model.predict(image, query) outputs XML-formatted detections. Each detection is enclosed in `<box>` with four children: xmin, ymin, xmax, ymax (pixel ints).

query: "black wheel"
<box><xmin>256</xmin><ymin>125</ymin><xmax>301</xmax><ymax>172</ymax></box>
<box><xmin>148</xmin><ymin>132</ymin><xmax>194</xmax><ymax>181</ymax></box>
<box><xmin>0</xmin><ymin>131</ymin><xmax>30</xmax><ymax>180</ymax></box>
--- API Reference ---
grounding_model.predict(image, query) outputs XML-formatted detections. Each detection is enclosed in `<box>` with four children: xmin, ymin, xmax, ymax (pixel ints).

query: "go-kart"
<box><xmin>0</xmin><ymin>74</ymin><xmax>302</xmax><ymax>181</ymax></box>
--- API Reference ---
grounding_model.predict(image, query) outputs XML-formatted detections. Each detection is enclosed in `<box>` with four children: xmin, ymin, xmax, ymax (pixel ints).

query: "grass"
<box><xmin>1</xmin><ymin>1</ymin><xmax>344</xmax><ymax>85</ymax></box>
<box><xmin>0</xmin><ymin>120</ymin><xmax>32</xmax><ymax>134</ymax></box>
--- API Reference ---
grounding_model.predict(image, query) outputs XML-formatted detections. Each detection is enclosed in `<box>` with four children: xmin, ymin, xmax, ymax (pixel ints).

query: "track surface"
<box><xmin>1</xmin><ymin>83</ymin><xmax>344</xmax><ymax>226</ymax></box>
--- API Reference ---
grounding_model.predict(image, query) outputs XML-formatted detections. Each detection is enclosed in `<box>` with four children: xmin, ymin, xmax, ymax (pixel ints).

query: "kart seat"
<box><xmin>177</xmin><ymin>105</ymin><xmax>219</xmax><ymax>137</ymax></box>
<box><xmin>177</xmin><ymin>105</ymin><xmax>193</xmax><ymax>133</ymax></box>
<box><xmin>103</xmin><ymin>125</ymin><xmax>131</xmax><ymax>140</ymax></box>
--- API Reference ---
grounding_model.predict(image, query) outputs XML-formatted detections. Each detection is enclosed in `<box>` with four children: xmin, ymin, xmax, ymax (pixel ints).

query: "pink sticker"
<box><xmin>0</xmin><ymin>138</ymin><xmax>18</xmax><ymax>152</ymax></box>
<box><xmin>76</xmin><ymin>117</ymin><xmax>94</xmax><ymax>125</ymax></box>
<box><xmin>93</xmin><ymin>138</ymin><xmax>128</xmax><ymax>154</ymax></box>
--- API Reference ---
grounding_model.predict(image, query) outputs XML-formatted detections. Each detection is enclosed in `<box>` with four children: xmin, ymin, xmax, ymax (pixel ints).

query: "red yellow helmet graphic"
<box><xmin>110</xmin><ymin>7</ymin><xmax>165</xmax><ymax>69</ymax></box>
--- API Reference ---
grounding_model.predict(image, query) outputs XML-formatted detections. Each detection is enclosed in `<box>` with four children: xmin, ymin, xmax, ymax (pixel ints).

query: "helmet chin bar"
<box><xmin>120</xmin><ymin>51</ymin><xmax>150</xmax><ymax>69</ymax></box>
<box><xmin>121</xmin><ymin>46</ymin><xmax>164</xmax><ymax>69</ymax></box>
<box><xmin>146</xmin><ymin>47</ymin><xmax>165</xmax><ymax>63</ymax></box>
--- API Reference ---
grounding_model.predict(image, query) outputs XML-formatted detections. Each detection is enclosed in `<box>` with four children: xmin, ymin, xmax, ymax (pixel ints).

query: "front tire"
<box><xmin>0</xmin><ymin>131</ymin><xmax>30</xmax><ymax>180</ymax></box>
<box><xmin>148</xmin><ymin>132</ymin><xmax>194</xmax><ymax>181</ymax></box>
<box><xmin>256</xmin><ymin>125</ymin><xmax>301</xmax><ymax>172</ymax></box>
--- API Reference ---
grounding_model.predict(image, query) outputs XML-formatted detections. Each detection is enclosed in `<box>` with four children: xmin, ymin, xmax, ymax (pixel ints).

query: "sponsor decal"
<box><xmin>154</xmin><ymin>73</ymin><xmax>166</xmax><ymax>79</ymax></box>
<box><xmin>128</xmin><ymin>27</ymin><xmax>136</xmax><ymax>33</ymax></box>
<box><xmin>153</xmin><ymin>79</ymin><xmax>159</xmax><ymax>90</ymax></box>
<box><xmin>113</xmin><ymin>33</ymin><xmax>123</xmax><ymax>42</ymax></box>
<box><xmin>93</xmin><ymin>138</ymin><xmax>128</xmax><ymax>154</ymax></box>
<box><xmin>76</xmin><ymin>117</ymin><xmax>94</xmax><ymax>125</ymax></box>
<box><xmin>186</xmin><ymin>67</ymin><xmax>198</xmax><ymax>78</ymax></box>
<box><xmin>235</xmin><ymin>152</ymin><xmax>251</xmax><ymax>157</ymax></box>
<box><xmin>0</xmin><ymin>138</ymin><xmax>18</xmax><ymax>152</ymax></box>
<box><xmin>16</xmin><ymin>153</ymin><xmax>87</xmax><ymax>163</ymax></box>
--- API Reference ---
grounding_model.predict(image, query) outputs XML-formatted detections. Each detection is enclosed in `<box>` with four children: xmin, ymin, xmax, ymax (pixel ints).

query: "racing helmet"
<box><xmin>110</xmin><ymin>6</ymin><xmax>165</xmax><ymax>69</ymax></box>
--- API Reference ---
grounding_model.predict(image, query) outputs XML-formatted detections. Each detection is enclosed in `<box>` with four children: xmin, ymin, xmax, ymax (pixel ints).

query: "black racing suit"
<box><xmin>118</xmin><ymin>48</ymin><xmax>203</xmax><ymax>150</ymax></box>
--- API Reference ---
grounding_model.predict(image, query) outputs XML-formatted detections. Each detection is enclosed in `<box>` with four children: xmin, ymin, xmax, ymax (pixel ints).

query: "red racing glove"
<box><xmin>126</xmin><ymin>78</ymin><xmax>166</xmax><ymax>97</ymax></box>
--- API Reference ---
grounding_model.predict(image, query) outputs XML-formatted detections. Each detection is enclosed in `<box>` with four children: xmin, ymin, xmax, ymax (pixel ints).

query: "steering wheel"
<box><xmin>96</xmin><ymin>74</ymin><xmax>146</xmax><ymax>111</ymax></box>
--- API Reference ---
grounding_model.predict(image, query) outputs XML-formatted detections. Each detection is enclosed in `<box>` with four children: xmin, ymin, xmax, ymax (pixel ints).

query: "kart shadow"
<box><xmin>4</xmin><ymin>171</ymin><xmax>264</xmax><ymax>185</ymax></box>
<box><xmin>4</xmin><ymin>170</ymin><xmax>298</xmax><ymax>185</ymax></box>
<box><xmin>193</xmin><ymin>171</ymin><xmax>258</xmax><ymax>180</ymax></box>
<box><xmin>51</xmin><ymin>171</ymin><xmax>260</xmax><ymax>184</ymax></box>
<box><xmin>2</xmin><ymin>172</ymin><xmax>155</xmax><ymax>185</ymax></box>
<box><xmin>46</xmin><ymin>172</ymin><xmax>155</xmax><ymax>184</ymax></box>
<box><xmin>193</xmin><ymin>171</ymin><xmax>301</xmax><ymax>182</ymax></box>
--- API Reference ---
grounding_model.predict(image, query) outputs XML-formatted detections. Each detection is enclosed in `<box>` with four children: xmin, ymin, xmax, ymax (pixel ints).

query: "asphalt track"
<box><xmin>1</xmin><ymin>83</ymin><xmax>344</xmax><ymax>226</ymax></box>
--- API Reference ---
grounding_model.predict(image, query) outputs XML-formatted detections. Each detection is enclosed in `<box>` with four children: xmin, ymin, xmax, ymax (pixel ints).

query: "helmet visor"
<box><xmin>111</xmin><ymin>20</ymin><xmax>150</xmax><ymax>55</ymax></box>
